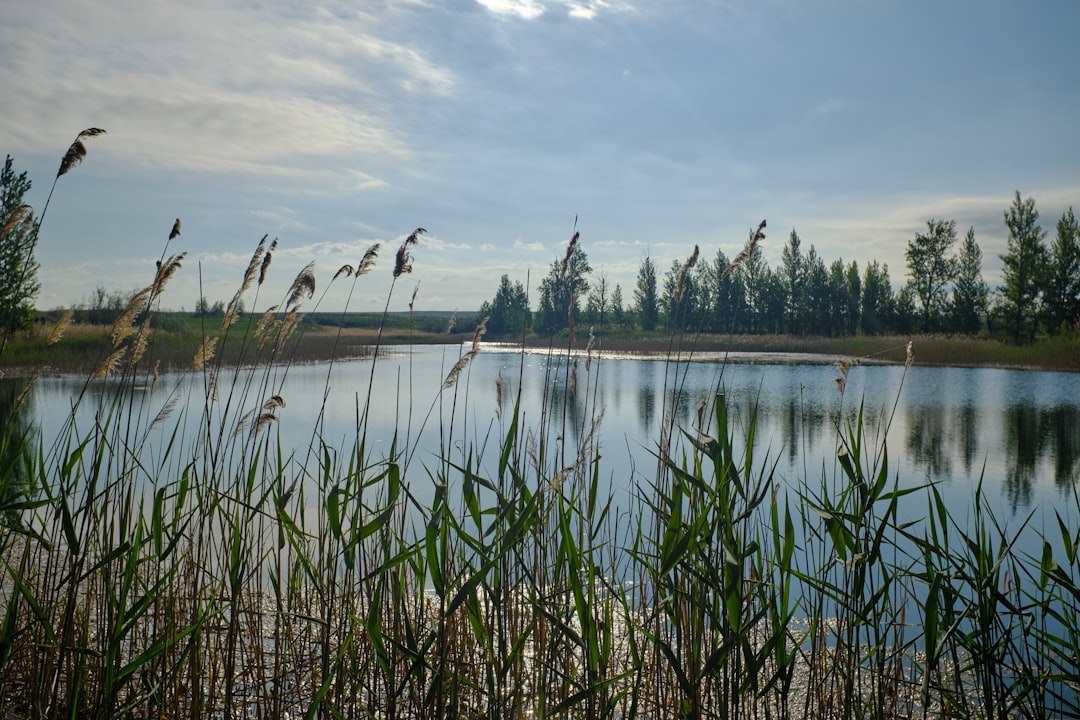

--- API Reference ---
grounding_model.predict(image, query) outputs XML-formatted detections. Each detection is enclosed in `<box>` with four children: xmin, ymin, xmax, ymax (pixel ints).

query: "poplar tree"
<box><xmin>633</xmin><ymin>254</ymin><xmax>659</xmax><ymax>331</ymax></box>
<box><xmin>999</xmin><ymin>192</ymin><xmax>1048</xmax><ymax>344</ymax></box>
<box><xmin>1045</xmin><ymin>207</ymin><xmax>1080</xmax><ymax>333</ymax></box>
<box><xmin>906</xmin><ymin>219</ymin><xmax>958</xmax><ymax>333</ymax></box>
<box><xmin>950</xmin><ymin>227</ymin><xmax>988</xmax><ymax>334</ymax></box>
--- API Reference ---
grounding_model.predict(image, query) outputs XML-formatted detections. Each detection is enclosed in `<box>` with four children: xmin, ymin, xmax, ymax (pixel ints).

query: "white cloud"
<box><xmin>476</xmin><ymin>0</ymin><xmax>545</xmax><ymax>19</ymax></box>
<box><xmin>0</xmin><ymin>0</ymin><xmax>453</xmax><ymax>176</ymax></box>
<box><xmin>474</xmin><ymin>0</ymin><xmax>634</xmax><ymax>20</ymax></box>
<box><xmin>514</xmin><ymin>239</ymin><xmax>546</xmax><ymax>252</ymax></box>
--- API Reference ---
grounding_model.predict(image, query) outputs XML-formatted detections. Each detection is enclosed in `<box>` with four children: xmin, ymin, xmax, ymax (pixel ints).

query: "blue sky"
<box><xmin>2</xmin><ymin>0</ymin><xmax>1079</xmax><ymax>314</ymax></box>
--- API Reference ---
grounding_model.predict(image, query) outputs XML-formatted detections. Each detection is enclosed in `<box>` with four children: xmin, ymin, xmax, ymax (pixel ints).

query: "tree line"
<box><xmin>479</xmin><ymin>192</ymin><xmax>1080</xmax><ymax>344</ymax></box>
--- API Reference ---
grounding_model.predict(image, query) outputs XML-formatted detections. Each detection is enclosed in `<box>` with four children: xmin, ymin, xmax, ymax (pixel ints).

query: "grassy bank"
<box><xmin>1</xmin><ymin>235</ymin><xmax>1079</xmax><ymax>719</ymax></box>
<box><xmin>6</xmin><ymin>319</ymin><xmax>1080</xmax><ymax>377</ymax></box>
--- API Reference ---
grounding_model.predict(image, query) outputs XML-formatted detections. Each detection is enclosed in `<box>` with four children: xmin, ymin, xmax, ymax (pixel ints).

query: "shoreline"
<box><xmin>2</xmin><ymin>325</ymin><xmax>1079</xmax><ymax>378</ymax></box>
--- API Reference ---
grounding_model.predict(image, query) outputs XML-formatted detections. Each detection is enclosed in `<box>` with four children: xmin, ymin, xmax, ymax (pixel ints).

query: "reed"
<box><xmin>1</xmin><ymin>149</ymin><xmax>1077</xmax><ymax>718</ymax></box>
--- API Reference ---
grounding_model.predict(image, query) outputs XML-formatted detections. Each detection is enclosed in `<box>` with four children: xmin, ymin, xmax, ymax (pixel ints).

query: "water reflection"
<box><xmin>0</xmin><ymin>378</ymin><xmax>38</xmax><ymax>527</ymax></box>
<box><xmin>13</xmin><ymin>350</ymin><xmax>1080</xmax><ymax>517</ymax></box>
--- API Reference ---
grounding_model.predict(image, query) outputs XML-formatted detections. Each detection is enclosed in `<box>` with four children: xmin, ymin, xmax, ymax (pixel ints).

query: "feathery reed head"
<box><xmin>111</xmin><ymin>288</ymin><xmax>152</xmax><ymax>347</ymax></box>
<box><xmin>721</xmin><ymin>219</ymin><xmax>767</xmax><ymax>281</ymax></box>
<box><xmin>673</xmin><ymin>244</ymin><xmax>700</xmax><ymax>303</ymax></box>
<box><xmin>905</xmin><ymin>340</ymin><xmax>914</xmax><ymax>369</ymax></box>
<box><xmin>357</xmin><ymin>243</ymin><xmax>380</xmax><ymax>276</ymax></box>
<box><xmin>153</xmin><ymin>253</ymin><xmax>186</xmax><ymax>294</ymax></box>
<box><xmin>333</xmin><ymin>264</ymin><xmax>354</xmax><ymax>282</ymax></box>
<box><xmin>57</xmin><ymin>128</ymin><xmax>106</xmax><ymax>178</ymax></box>
<box><xmin>254</xmin><ymin>305</ymin><xmax>280</xmax><ymax>349</ymax></box>
<box><xmin>258</xmin><ymin>239</ymin><xmax>277</xmax><ymax>286</ymax></box>
<box><xmin>193</xmin><ymin>336</ymin><xmax>218</xmax><ymax>370</ymax></box>
<box><xmin>285</xmin><ymin>262</ymin><xmax>316</xmax><ymax>308</ymax></box>
<box><xmin>47</xmin><ymin>308</ymin><xmax>75</xmax><ymax>345</ymax></box>
<box><xmin>1</xmin><ymin>204</ymin><xmax>33</xmax><ymax>237</ymax></box>
<box><xmin>446</xmin><ymin>311</ymin><xmax>457</xmax><ymax>334</ymax></box>
<box><xmin>393</xmin><ymin>227</ymin><xmax>425</xmax><ymax>278</ymax></box>
<box><xmin>561</xmin><ymin>231</ymin><xmax>581</xmax><ymax>279</ymax></box>
<box><xmin>169</xmin><ymin>218</ymin><xmax>181</xmax><ymax>241</ymax></box>
<box><xmin>94</xmin><ymin>347</ymin><xmax>127</xmax><ymax>379</ymax></box>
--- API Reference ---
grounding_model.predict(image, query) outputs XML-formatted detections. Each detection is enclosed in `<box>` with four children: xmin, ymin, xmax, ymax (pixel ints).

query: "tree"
<box><xmin>584</xmin><ymin>272</ymin><xmax>609</xmax><ymax>329</ymax></box>
<box><xmin>661</xmin><ymin>257</ymin><xmax>700</xmax><ymax>331</ymax></box>
<box><xmin>779</xmin><ymin>228</ymin><xmax>805</xmax><ymax>334</ymax></box>
<box><xmin>860</xmin><ymin>261</ymin><xmax>893</xmax><ymax>335</ymax></box>
<box><xmin>1045</xmin><ymin>207</ymin><xmax>1080</xmax><ymax>333</ymax></box>
<box><xmin>950</xmin><ymin>227</ymin><xmax>988</xmax><ymax>334</ymax></box>
<box><xmin>802</xmin><ymin>246</ymin><xmax>829</xmax><ymax>335</ymax></box>
<box><xmin>536</xmin><ymin>243</ymin><xmax>591</xmax><ymax>335</ymax></box>
<box><xmin>999</xmin><ymin>192</ymin><xmax>1049</xmax><ymax>344</ymax></box>
<box><xmin>740</xmin><ymin>235</ymin><xmax>768</xmax><ymax>334</ymax></box>
<box><xmin>610</xmin><ymin>283</ymin><xmax>626</xmax><ymax>328</ymax></box>
<box><xmin>633</xmin><ymin>254</ymin><xmax>659</xmax><ymax>331</ymax></box>
<box><xmin>0</xmin><ymin>156</ymin><xmax>41</xmax><ymax>337</ymax></box>
<box><xmin>478</xmin><ymin>274</ymin><xmax>531</xmax><ymax>338</ymax></box>
<box><xmin>906</xmin><ymin>219</ymin><xmax>958</xmax><ymax>333</ymax></box>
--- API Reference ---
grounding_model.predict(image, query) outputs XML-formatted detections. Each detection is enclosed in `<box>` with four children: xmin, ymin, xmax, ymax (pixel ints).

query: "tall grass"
<box><xmin>1</xmin><ymin>143</ymin><xmax>1079</xmax><ymax>717</ymax></box>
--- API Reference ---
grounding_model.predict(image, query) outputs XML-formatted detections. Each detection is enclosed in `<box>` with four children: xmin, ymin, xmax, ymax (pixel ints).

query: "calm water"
<box><xmin>8</xmin><ymin>345</ymin><xmax>1080</xmax><ymax>529</ymax></box>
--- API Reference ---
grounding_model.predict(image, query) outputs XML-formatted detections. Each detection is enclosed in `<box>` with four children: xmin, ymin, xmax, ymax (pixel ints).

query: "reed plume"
<box><xmin>443</xmin><ymin>316</ymin><xmax>487</xmax><ymax>388</ymax></box>
<box><xmin>721</xmin><ymin>219</ymin><xmax>767</xmax><ymax>280</ymax></box>
<box><xmin>258</xmin><ymin>239</ymin><xmax>277</xmax><ymax>286</ymax></box>
<box><xmin>393</xmin><ymin>228</ymin><xmax>425</xmax><ymax>278</ymax></box>
<box><xmin>57</xmin><ymin>128</ymin><xmax>106</xmax><ymax>177</ymax></box>
<box><xmin>333</xmin><ymin>265</ymin><xmax>354</xmax><ymax>282</ymax></box>
<box><xmin>254</xmin><ymin>306</ymin><xmax>279</xmax><ymax>349</ymax></box>
<box><xmin>111</xmin><ymin>288</ymin><xmax>151</xmax><ymax>347</ymax></box>
<box><xmin>285</xmin><ymin>262</ymin><xmax>316</xmax><ymax>309</ymax></box>
<box><xmin>357</xmin><ymin>243</ymin><xmax>380</xmax><ymax>276</ymax></box>
<box><xmin>153</xmin><ymin>253</ymin><xmax>187</xmax><ymax>294</ymax></box>
<box><xmin>250</xmin><ymin>411</ymin><xmax>279</xmax><ymax>437</ymax></box>
<box><xmin>673</xmin><ymin>244</ymin><xmax>700</xmax><ymax>303</ymax></box>
<box><xmin>12</xmin><ymin>365</ymin><xmax>45</xmax><ymax>414</ymax></box>
<box><xmin>193</xmin><ymin>337</ymin><xmax>218</xmax><ymax>370</ymax></box>
<box><xmin>560</xmin><ymin>231</ymin><xmax>581</xmax><ymax>279</ymax></box>
<box><xmin>169</xmin><ymin>218</ymin><xmax>181</xmax><ymax>241</ymax></box>
<box><xmin>94</xmin><ymin>347</ymin><xmax>127</xmax><ymax>379</ymax></box>
<box><xmin>127</xmin><ymin>319</ymin><xmax>152</xmax><ymax>366</ymax></box>
<box><xmin>0</xmin><ymin>204</ymin><xmax>32</xmax><ymax>237</ymax></box>
<box><xmin>47</xmin><ymin>308</ymin><xmax>75</xmax><ymax>345</ymax></box>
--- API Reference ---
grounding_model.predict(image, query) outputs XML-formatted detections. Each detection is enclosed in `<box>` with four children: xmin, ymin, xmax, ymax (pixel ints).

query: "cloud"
<box><xmin>474</xmin><ymin>0</ymin><xmax>634</xmax><ymax>20</ymax></box>
<box><xmin>0</xmin><ymin>0</ymin><xmax>453</xmax><ymax>176</ymax></box>
<box><xmin>476</xmin><ymin>0</ymin><xmax>545</xmax><ymax>19</ymax></box>
<box><xmin>514</xmin><ymin>239</ymin><xmax>546</xmax><ymax>252</ymax></box>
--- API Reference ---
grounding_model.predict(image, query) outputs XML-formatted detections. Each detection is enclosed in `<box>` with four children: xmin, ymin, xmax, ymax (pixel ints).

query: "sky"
<box><xmin>2</xmin><ymin>0</ymin><xmax>1079</xmax><ymax>315</ymax></box>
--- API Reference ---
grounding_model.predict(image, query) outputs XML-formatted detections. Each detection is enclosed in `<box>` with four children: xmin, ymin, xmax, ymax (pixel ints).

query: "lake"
<box><xmin>10</xmin><ymin>343</ymin><xmax>1079</xmax><ymax>534</ymax></box>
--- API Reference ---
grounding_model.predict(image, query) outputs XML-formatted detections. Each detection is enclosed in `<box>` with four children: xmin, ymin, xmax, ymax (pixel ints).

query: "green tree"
<box><xmin>999</xmin><ymin>192</ymin><xmax>1049</xmax><ymax>344</ymax></box>
<box><xmin>536</xmin><ymin>241</ymin><xmax>591</xmax><ymax>335</ymax></box>
<box><xmin>478</xmin><ymin>274</ymin><xmax>531</xmax><ymax>338</ymax></box>
<box><xmin>610</xmin><ymin>283</ymin><xmax>626</xmax><ymax>328</ymax></box>
<box><xmin>0</xmin><ymin>155</ymin><xmax>41</xmax><ymax>337</ymax></box>
<box><xmin>893</xmin><ymin>284</ymin><xmax>918</xmax><ymax>334</ymax></box>
<box><xmin>950</xmin><ymin>227</ymin><xmax>988</xmax><ymax>335</ymax></box>
<box><xmin>1045</xmin><ymin>207</ymin><xmax>1080</xmax><ymax>333</ymax></box>
<box><xmin>906</xmin><ymin>219</ymin><xmax>958</xmax><ymax>333</ymax></box>
<box><xmin>584</xmin><ymin>271</ymin><xmax>609</xmax><ymax>329</ymax></box>
<box><xmin>661</xmin><ymin>256</ymin><xmax>700</xmax><ymax>331</ymax></box>
<box><xmin>860</xmin><ymin>261</ymin><xmax>893</xmax><ymax>335</ymax></box>
<box><xmin>740</xmin><ymin>235</ymin><xmax>768</xmax><ymax>334</ymax></box>
<box><xmin>779</xmin><ymin>228</ymin><xmax>805</xmax><ymax>334</ymax></box>
<box><xmin>802</xmin><ymin>246</ymin><xmax>829</xmax><ymax>335</ymax></box>
<box><xmin>633</xmin><ymin>254</ymin><xmax>659</xmax><ymax>331</ymax></box>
